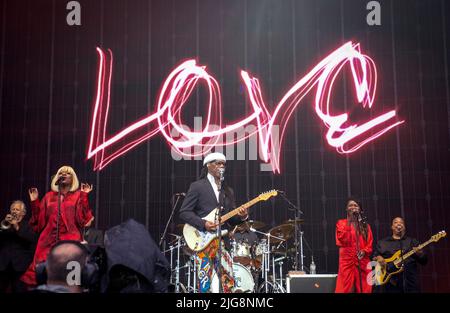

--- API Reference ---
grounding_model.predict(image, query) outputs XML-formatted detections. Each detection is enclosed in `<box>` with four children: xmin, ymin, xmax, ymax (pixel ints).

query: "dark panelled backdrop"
<box><xmin>0</xmin><ymin>0</ymin><xmax>449</xmax><ymax>292</ymax></box>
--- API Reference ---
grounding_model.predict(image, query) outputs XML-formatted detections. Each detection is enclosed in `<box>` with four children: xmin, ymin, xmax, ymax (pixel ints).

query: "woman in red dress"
<box><xmin>21</xmin><ymin>166</ymin><xmax>94</xmax><ymax>287</ymax></box>
<box><xmin>335</xmin><ymin>197</ymin><xmax>373</xmax><ymax>293</ymax></box>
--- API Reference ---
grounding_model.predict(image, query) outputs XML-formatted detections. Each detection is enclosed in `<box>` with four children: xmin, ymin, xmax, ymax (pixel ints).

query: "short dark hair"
<box><xmin>46</xmin><ymin>241</ymin><xmax>88</xmax><ymax>283</ymax></box>
<box><xmin>392</xmin><ymin>216</ymin><xmax>405</xmax><ymax>225</ymax></box>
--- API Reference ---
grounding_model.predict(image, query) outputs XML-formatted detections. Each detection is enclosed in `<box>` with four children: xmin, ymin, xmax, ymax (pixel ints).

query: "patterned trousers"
<box><xmin>195</xmin><ymin>239</ymin><xmax>235</xmax><ymax>293</ymax></box>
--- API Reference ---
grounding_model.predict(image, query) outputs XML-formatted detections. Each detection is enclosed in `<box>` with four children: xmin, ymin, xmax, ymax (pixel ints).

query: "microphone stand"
<box><xmin>278</xmin><ymin>191</ymin><xmax>304</xmax><ymax>271</ymax></box>
<box><xmin>56</xmin><ymin>180</ymin><xmax>63</xmax><ymax>242</ymax></box>
<box><xmin>159</xmin><ymin>194</ymin><xmax>184</xmax><ymax>248</ymax></box>
<box><xmin>355</xmin><ymin>212</ymin><xmax>367</xmax><ymax>293</ymax></box>
<box><xmin>216</xmin><ymin>174</ymin><xmax>225</xmax><ymax>293</ymax></box>
<box><xmin>355</xmin><ymin>220</ymin><xmax>362</xmax><ymax>293</ymax></box>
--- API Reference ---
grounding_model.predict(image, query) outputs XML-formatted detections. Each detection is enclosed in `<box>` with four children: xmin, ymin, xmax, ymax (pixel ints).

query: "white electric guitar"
<box><xmin>183</xmin><ymin>190</ymin><xmax>278</xmax><ymax>252</ymax></box>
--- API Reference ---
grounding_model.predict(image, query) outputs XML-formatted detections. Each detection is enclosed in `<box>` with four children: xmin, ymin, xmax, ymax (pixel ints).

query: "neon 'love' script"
<box><xmin>87</xmin><ymin>41</ymin><xmax>404</xmax><ymax>173</ymax></box>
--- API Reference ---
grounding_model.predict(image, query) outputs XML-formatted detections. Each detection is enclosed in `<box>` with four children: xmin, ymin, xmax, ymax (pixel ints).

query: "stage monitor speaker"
<box><xmin>286</xmin><ymin>272</ymin><xmax>337</xmax><ymax>293</ymax></box>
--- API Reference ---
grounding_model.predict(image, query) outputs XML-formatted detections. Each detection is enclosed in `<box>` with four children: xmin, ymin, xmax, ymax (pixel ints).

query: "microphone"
<box><xmin>356</xmin><ymin>211</ymin><xmax>367</xmax><ymax>224</ymax></box>
<box><xmin>55</xmin><ymin>176</ymin><xmax>65</xmax><ymax>186</ymax></box>
<box><xmin>218</xmin><ymin>168</ymin><xmax>225</xmax><ymax>182</ymax></box>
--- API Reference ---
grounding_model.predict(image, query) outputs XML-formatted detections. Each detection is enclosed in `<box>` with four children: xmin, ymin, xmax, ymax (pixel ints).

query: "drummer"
<box><xmin>230</xmin><ymin>221</ymin><xmax>259</xmax><ymax>246</ymax></box>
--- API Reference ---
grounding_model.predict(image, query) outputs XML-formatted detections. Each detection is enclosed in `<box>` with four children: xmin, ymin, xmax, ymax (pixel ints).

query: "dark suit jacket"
<box><xmin>0</xmin><ymin>220</ymin><xmax>37</xmax><ymax>272</ymax></box>
<box><xmin>178</xmin><ymin>178</ymin><xmax>244</xmax><ymax>232</ymax></box>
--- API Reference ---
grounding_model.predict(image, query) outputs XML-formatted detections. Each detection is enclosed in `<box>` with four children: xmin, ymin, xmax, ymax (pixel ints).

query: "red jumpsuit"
<box><xmin>335</xmin><ymin>219</ymin><xmax>373</xmax><ymax>293</ymax></box>
<box><xmin>21</xmin><ymin>190</ymin><xmax>93</xmax><ymax>286</ymax></box>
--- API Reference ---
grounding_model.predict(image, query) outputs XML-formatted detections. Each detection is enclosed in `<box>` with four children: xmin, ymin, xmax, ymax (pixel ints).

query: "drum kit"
<box><xmin>164</xmin><ymin>218</ymin><xmax>306</xmax><ymax>293</ymax></box>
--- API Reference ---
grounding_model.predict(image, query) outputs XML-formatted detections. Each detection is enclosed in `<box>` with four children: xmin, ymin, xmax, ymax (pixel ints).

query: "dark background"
<box><xmin>0</xmin><ymin>0</ymin><xmax>449</xmax><ymax>292</ymax></box>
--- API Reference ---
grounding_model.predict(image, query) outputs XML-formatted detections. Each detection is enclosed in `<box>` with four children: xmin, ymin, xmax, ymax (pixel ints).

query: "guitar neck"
<box><xmin>220</xmin><ymin>196</ymin><xmax>262</xmax><ymax>224</ymax></box>
<box><xmin>397</xmin><ymin>238</ymin><xmax>433</xmax><ymax>261</ymax></box>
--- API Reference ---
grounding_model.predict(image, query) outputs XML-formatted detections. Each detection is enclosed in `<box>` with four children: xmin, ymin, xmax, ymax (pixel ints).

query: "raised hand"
<box><xmin>28</xmin><ymin>188</ymin><xmax>39</xmax><ymax>201</ymax></box>
<box><xmin>80</xmin><ymin>183</ymin><xmax>93</xmax><ymax>193</ymax></box>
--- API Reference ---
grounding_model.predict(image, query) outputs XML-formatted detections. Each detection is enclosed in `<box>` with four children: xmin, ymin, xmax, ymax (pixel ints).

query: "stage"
<box><xmin>0</xmin><ymin>0</ymin><xmax>449</xmax><ymax>296</ymax></box>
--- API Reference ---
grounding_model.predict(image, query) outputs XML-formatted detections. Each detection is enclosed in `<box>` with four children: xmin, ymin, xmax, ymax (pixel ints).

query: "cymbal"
<box><xmin>235</xmin><ymin>223</ymin><xmax>250</xmax><ymax>232</ymax></box>
<box><xmin>283</xmin><ymin>219</ymin><xmax>304</xmax><ymax>225</ymax></box>
<box><xmin>246</xmin><ymin>220</ymin><xmax>266</xmax><ymax>229</ymax></box>
<box><xmin>167</xmin><ymin>239</ymin><xmax>194</xmax><ymax>256</ymax></box>
<box><xmin>268</xmin><ymin>224</ymin><xmax>294</xmax><ymax>243</ymax></box>
<box><xmin>167</xmin><ymin>233</ymin><xmax>183</xmax><ymax>245</ymax></box>
<box><xmin>234</xmin><ymin>220</ymin><xmax>266</xmax><ymax>232</ymax></box>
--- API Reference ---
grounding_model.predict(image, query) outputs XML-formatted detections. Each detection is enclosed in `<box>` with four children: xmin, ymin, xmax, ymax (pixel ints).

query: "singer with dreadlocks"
<box><xmin>335</xmin><ymin>197</ymin><xmax>373</xmax><ymax>293</ymax></box>
<box><xmin>178</xmin><ymin>152</ymin><xmax>248</xmax><ymax>293</ymax></box>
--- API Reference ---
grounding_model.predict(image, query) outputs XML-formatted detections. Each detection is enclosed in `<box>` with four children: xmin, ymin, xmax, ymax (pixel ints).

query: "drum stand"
<box><xmin>160</xmin><ymin>193</ymin><xmax>185</xmax><ymax>292</ymax></box>
<box><xmin>164</xmin><ymin>234</ymin><xmax>184</xmax><ymax>293</ymax></box>
<box><xmin>298</xmin><ymin>230</ymin><xmax>314</xmax><ymax>273</ymax></box>
<box><xmin>273</xmin><ymin>256</ymin><xmax>286</xmax><ymax>293</ymax></box>
<box><xmin>299</xmin><ymin>230</ymin><xmax>305</xmax><ymax>272</ymax></box>
<box><xmin>278</xmin><ymin>191</ymin><xmax>305</xmax><ymax>272</ymax></box>
<box><xmin>250</xmin><ymin>227</ymin><xmax>285</xmax><ymax>293</ymax></box>
<box><xmin>164</xmin><ymin>242</ymin><xmax>174</xmax><ymax>286</ymax></box>
<box><xmin>185</xmin><ymin>255</ymin><xmax>197</xmax><ymax>293</ymax></box>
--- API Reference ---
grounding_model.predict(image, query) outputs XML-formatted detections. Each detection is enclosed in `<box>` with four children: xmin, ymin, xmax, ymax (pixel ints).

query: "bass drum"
<box><xmin>211</xmin><ymin>263</ymin><xmax>255</xmax><ymax>293</ymax></box>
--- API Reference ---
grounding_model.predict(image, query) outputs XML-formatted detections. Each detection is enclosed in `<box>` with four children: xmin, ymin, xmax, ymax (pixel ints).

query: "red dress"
<box><xmin>335</xmin><ymin>218</ymin><xmax>373</xmax><ymax>293</ymax></box>
<box><xmin>21</xmin><ymin>190</ymin><xmax>93</xmax><ymax>286</ymax></box>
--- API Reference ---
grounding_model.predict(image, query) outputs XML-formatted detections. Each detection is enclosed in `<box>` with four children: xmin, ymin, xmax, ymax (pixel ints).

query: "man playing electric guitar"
<box><xmin>178</xmin><ymin>152</ymin><xmax>248</xmax><ymax>293</ymax></box>
<box><xmin>373</xmin><ymin>217</ymin><xmax>427</xmax><ymax>293</ymax></box>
